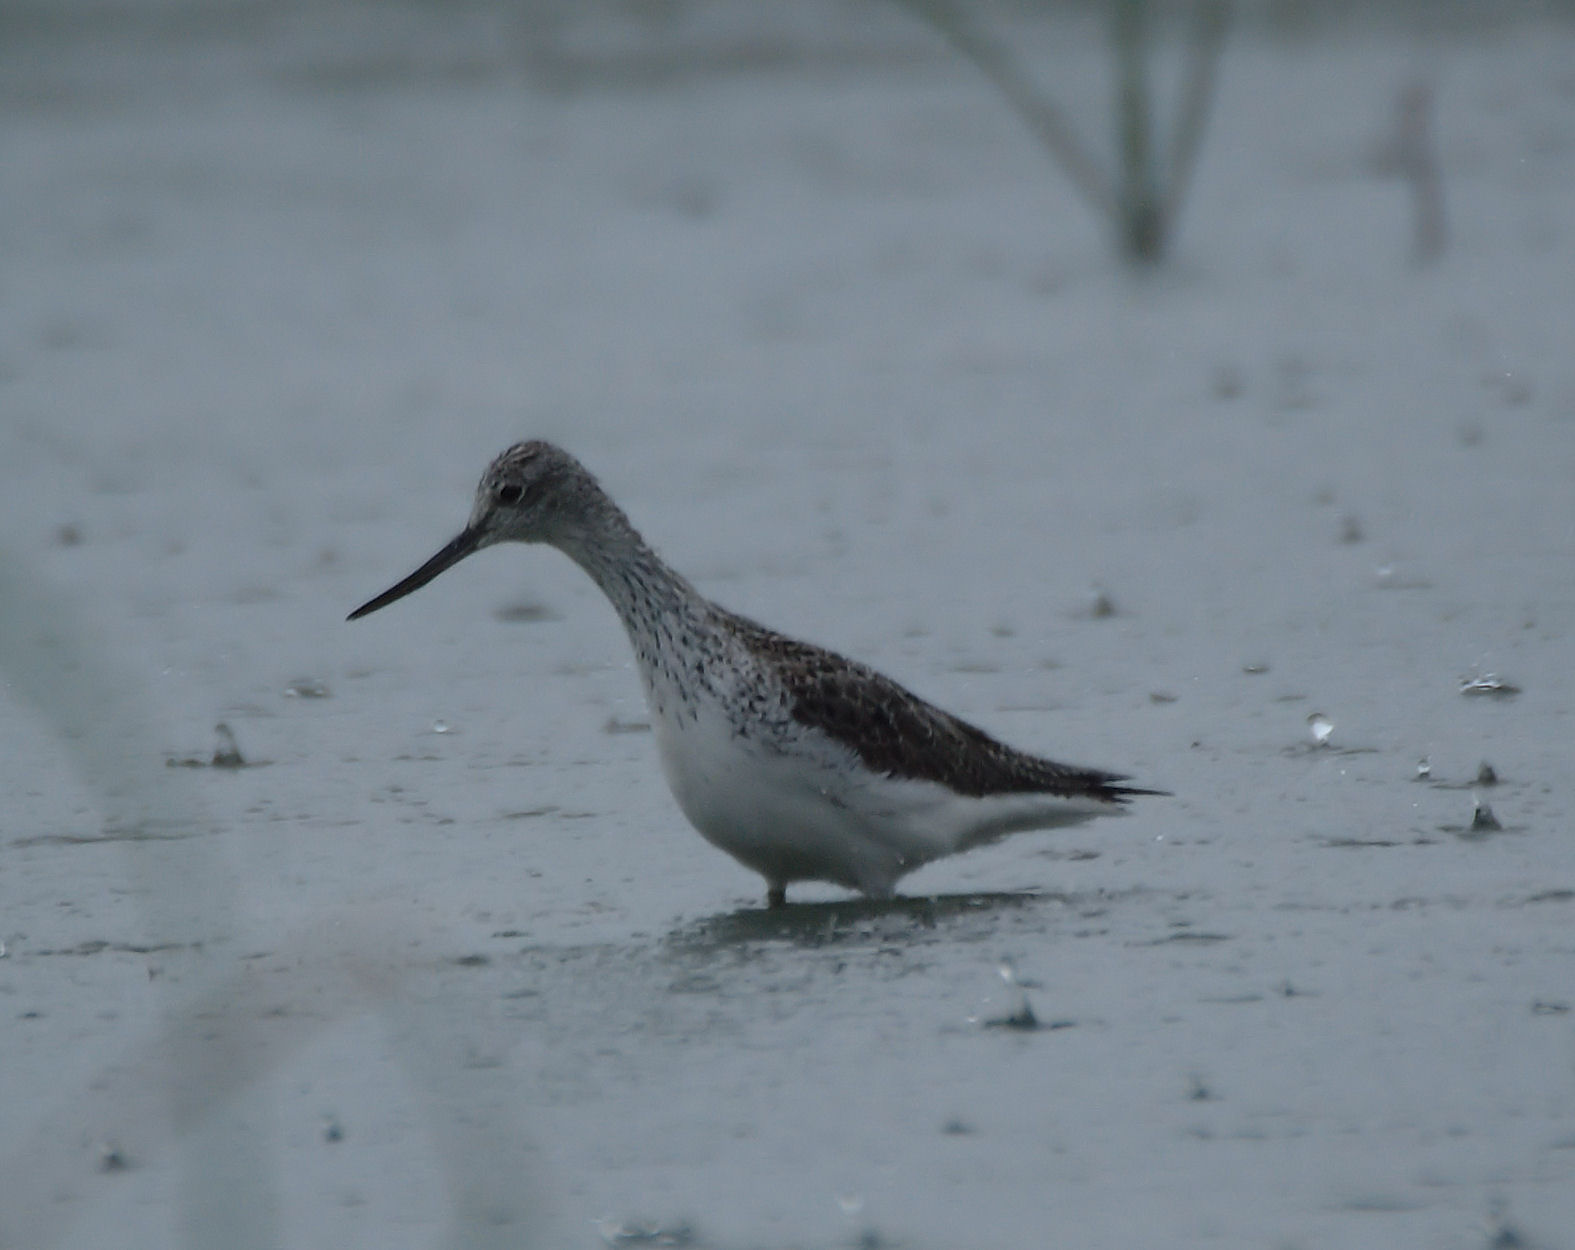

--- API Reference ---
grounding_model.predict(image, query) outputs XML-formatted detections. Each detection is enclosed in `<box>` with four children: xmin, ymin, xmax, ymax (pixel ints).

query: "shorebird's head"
<box><xmin>347</xmin><ymin>440</ymin><xmax>593</xmax><ymax>621</ymax></box>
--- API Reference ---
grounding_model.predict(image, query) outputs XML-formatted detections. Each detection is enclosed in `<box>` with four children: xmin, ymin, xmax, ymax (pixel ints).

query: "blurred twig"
<box><xmin>1113</xmin><ymin>0</ymin><xmax>1162</xmax><ymax>259</ymax></box>
<box><xmin>1372</xmin><ymin>79</ymin><xmax>1447</xmax><ymax>264</ymax></box>
<box><xmin>898</xmin><ymin>0</ymin><xmax>1116</xmax><ymax>220</ymax></box>
<box><xmin>1163</xmin><ymin>0</ymin><xmax>1232</xmax><ymax>246</ymax></box>
<box><xmin>896</xmin><ymin>0</ymin><xmax>1233</xmax><ymax>265</ymax></box>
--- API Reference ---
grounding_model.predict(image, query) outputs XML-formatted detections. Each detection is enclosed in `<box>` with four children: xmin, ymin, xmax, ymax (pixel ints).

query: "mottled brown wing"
<box><xmin>724</xmin><ymin>612</ymin><xmax>1157</xmax><ymax>801</ymax></box>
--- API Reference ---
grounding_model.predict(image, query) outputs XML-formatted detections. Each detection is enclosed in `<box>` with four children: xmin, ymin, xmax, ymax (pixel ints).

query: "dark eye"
<box><xmin>496</xmin><ymin>483</ymin><xmax>523</xmax><ymax>505</ymax></box>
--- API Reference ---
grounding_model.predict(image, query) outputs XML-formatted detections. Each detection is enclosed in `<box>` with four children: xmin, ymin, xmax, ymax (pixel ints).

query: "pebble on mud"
<box><xmin>98</xmin><ymin>1143</ymin><xmax>131</xmax><ymax>1172</ymax></box>
<box><xmin>1460</xmin><ymin>673</ymin><xmax>1521</xmax><ymax>698</ymax></box>
<box><xmin>169</xmin><ymin>723</ymin><xmax>251</xmax><ymax>768</ymax></box>
<box><xmin>594</xmin><ymin>1216</ymin><xmax>697</xmax><ymax>1247</ymax></box>
<box><xmin>1209</xmin><ymin>362</ymin><xmax>1244</xmax><ymax>400</ymax></box>
<box><xmin>1081</xmin><ymin>587</ymin><xmax>1118</xmax><ymax>619</ymax></box>
<box><xmin>603</xmin><ymin>716</ymin><xmax>651</xmax><ymax>735</ymax></box>
<box><xmin>211</xmin><ymin>722</ymin><xmax>245</xmax><ymax>768</ymax></box>
<box><xmin>985</xmin><ymin>999</ymin><xmax>1041</xmax><ymax>1030</ymax></box>
<box><xmin>494</xmin><ymin>599</ymin><xmax>561</xmax><ymax>623</ymax></box>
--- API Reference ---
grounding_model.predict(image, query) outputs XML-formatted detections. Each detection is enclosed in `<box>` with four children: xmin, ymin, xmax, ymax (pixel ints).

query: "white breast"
<box><xmin>639</xmin><ymin>673</ymin><xmax>1114</xmax><ymax>898</ymax></box>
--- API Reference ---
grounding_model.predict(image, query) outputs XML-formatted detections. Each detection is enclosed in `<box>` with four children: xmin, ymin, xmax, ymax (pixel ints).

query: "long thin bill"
<box><xmin>347</xmin><ymin>526</ymin><xmax>483</xmax><ymax>620</ymax></box>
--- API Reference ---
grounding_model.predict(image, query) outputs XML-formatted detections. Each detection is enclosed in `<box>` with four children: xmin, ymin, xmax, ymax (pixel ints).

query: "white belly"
<box><xmin>644</xmin><ymin>686</ymin><xmax>1113</xmax><ymax>898</ymax></box>
<box><xmin>647</xmin><ymin>695</ymin><xmax>896</xmax><ymax>894</ymax></box>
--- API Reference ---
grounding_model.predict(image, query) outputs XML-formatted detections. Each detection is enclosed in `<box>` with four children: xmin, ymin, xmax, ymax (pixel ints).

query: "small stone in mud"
<box><xmin>167</xmin><ymin>724</ymin><xmax>257</xmax><ymax>769</ymax></box>
<box><xmin>1470</xmin><ymin>799</ymin><xmax>1502</xmax><ymax>832</ymax></box>
<box><xmin>987</xmin><ymin>1000</ymin><xmax>1040</xmax><ymax>1030</ymax></box>
<box><xmin>1460</xmin><ymin>673</ymin><xmax>1521</xmax><ymax>698</ymax></box>
<box><xmin>1484</xmin><ymin>1198</ymin><xmax>1531</xmax><ymax>1250</ymax></box>
<box><xmin>323</xmin><ymin>1116</ymin><xmax>345</xmax><ymax>1143</ymax></box>
<box><xmin>593</xmin><ymin>1217</ymin><xmax>697</xmax><ymax>1246</ymax></box>
<box><xmin>211</xmin><ymin>723</ymin><xmax>245</xmax><ymax>769</ymax></box>
<box><xmin>602</xmin><ymin>716</ymin><xmax>651</xmax><ymax>735</ymax></box>
<box><xmin>494</xmin><ymin>599</ymin><xmax>561</xmax><ymax>623</ymax></box>
<box><xmin>56</xmin><ymin>522</ymin><xmax>83</xmax><ymax>546</ymax></box>
<box><xmin>1415</xmin><ymin>757</ymin><xmax>1432</xmax><ymax>780</ymax></box>
<box><xmin>1210</xmin><ymin>362</ymin><xmax>1244</xmax><ymax>401</ymax></box>
<box><xmin>1088</xmin><ymin>588</ymin><xmax>1117</xmax><ymax>618</ymax></box>
<box><xmin>1338</xmin><ymin>513</ymin><xmax>1364</xmax><ymax>544</ymax></box>
<box><xmin>284</xmin><ymin>677</ymin><xmax>331</xmax><ymax>699</ymax></box>
<box><xmin>98</xmin><ymin>1143</ymin><xmax>131</xmax><ymax>1172</ymax></box>
<box><xmin>1187</xmin><ymin>1074</ymin><xmax>1217</xmax><ymax>1102</ymax></box>
<box><xmin>1476</xmin><ymin>761</ymin><xmax>1499</xmax><ymax>786</ymax></box>
<box><xmin>982</xmin><ymin>1001</ymin><xmax>1073</xmax><ymax>1032</ymax></box>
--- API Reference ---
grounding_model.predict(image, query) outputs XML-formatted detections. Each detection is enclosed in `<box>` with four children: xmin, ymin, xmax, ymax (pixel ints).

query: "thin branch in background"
<box><xmin>895</xmin><ymin>0</ymin><xmax>1116</xmax><ymax>220</ymax></box>
<box><xmin>1162</xmin><ymin>0</ymin><xmax>1233</xmax><ymax>244</ymax></box>
<box><xmin>895</xmin><ymin>0</ymin><xmax>1231</xmax><ymax>266</ymax></box>
<box><xmin>1373</xmin><ymin>79</ymin><xmax>1447</xmax><ymax>265</ymax></box>
<box><xmin>1112</xmin><ymin>0</ymin><xmax>1162</xmax><ymax>260</ymax></box>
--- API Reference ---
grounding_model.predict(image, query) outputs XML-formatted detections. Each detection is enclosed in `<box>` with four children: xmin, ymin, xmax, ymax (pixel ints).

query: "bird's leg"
<box><xmin>766</xmin><ymin>883</ymin><xmax>787</xmax><ymax>909</ymax></box>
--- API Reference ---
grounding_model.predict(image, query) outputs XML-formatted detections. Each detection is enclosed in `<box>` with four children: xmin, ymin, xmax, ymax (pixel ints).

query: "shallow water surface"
<box><xmin>3</xmin><ymin>5</ymin><xmax>1574</xmax><ymax>1248</ymax></box>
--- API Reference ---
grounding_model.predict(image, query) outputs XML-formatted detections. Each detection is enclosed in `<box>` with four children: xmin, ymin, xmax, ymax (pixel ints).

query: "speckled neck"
<box><xmin>551</xmin><ymin>490</ymin><xmax>720</xmax><ymax>689</ymax></box>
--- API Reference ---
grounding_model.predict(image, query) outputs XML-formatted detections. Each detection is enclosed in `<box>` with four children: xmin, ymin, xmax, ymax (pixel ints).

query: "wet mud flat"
<box><xmin>3</xmin><ymin>3</ymin><xmax>1575</xmax><ymax>1247</ymax></box>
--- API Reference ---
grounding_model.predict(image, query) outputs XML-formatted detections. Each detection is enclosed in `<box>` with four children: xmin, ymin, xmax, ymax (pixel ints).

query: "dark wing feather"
<box><xmin>723</xmin><ymin>612</ymin><xmax>1163</xmax><ymax>802</ymax></box>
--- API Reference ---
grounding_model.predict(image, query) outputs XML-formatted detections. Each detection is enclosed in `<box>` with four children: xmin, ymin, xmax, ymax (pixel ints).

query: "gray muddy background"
<box><xmin>2</xmin><ymin>2</ymin><xmax>1573</xmax><ymax>1247</ymax></box>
